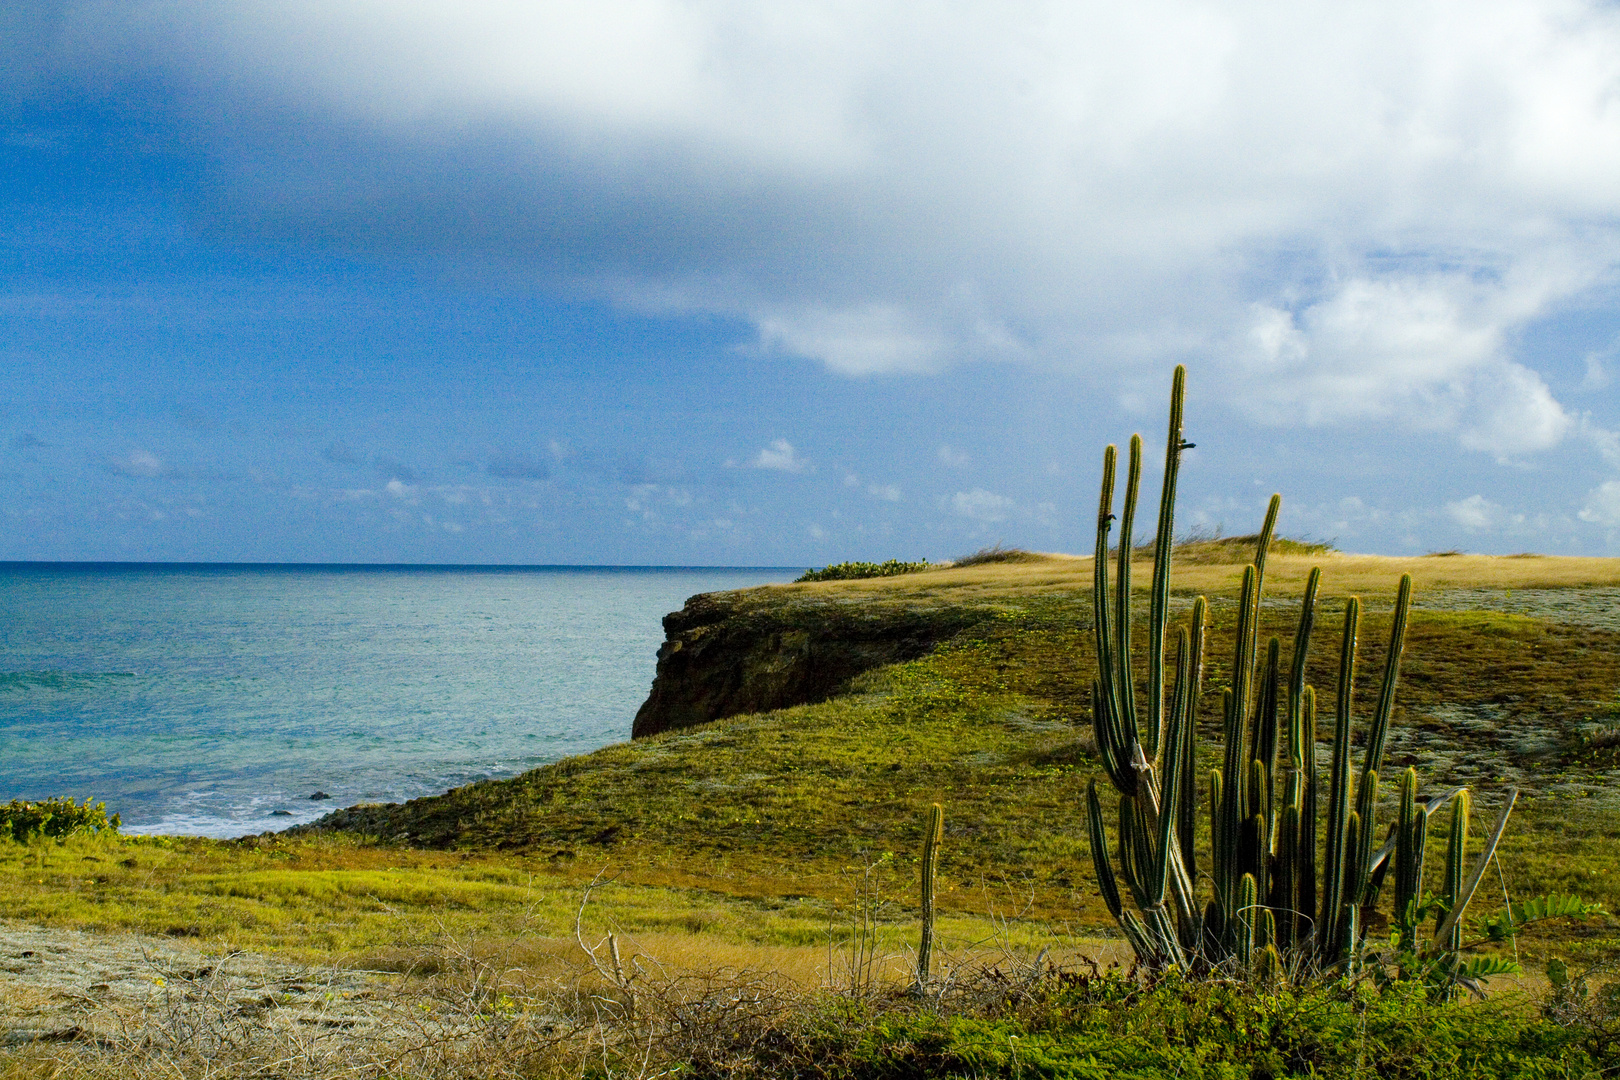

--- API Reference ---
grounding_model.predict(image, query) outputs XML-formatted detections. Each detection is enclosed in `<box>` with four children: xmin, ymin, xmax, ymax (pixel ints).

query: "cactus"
<box><xmin>916</xmin><ymin>802</ymin><xmax>944</xmax><ymax>989</ymax></box>
<box><xmin>1085</xmin><ymin>367</ymin><xmax>1518</xmax><ymax>984</ymax></box>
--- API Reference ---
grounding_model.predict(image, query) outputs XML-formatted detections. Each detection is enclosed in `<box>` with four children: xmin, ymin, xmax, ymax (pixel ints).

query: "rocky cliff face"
<box><xmin>630</xmin><ymin>588</ymin><xmax>991</xmax><ymax>739</ymax></box>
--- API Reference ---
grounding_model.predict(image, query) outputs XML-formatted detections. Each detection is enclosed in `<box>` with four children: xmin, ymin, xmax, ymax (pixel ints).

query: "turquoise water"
<box><xmin>0</xmin><ymin>564</ymin><xmax>795</xmax><ymax>837</ymax></box>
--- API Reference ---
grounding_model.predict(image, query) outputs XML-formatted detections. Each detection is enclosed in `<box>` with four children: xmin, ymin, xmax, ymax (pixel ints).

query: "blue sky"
<box><xmin>4</xmin><ymin>1</ymin><xmax>1620</xmax><ymax>564</ymax></box>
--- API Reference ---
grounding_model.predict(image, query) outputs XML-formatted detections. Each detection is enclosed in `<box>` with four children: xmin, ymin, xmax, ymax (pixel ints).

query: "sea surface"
<box><xmin>0</xmin><ymin>564</ymin><xmax>797</xmax><ymax>837</ymax></box>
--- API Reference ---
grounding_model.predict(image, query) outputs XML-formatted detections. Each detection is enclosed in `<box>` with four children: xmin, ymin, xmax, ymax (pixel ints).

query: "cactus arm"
<box><xmin>1218</xmin><ymin>568</ymin><xmax>1260</xmax><ymax>917</ymax></box>
<box><xmin>1320</xmin><ymin>598</ymin><xmax>1360</xmax><ymax>959</ymax></box>
<box><xmin>1114</xmin><ymin>434</ymin><xmax>1144</xmax><ymax>755</ymax></box>
<box><xmin>1345</xmin><ymin>773</ymin><xmax>1380</xmax><ymax>960</ymax></box>
<box><xmin>1237</xmin><ymin>872</ymin><xmax>1260</xmax><ymax>966</ymax></box>
<box><xmin>1296</xmin><ymin>684</ymin><xmax>1319</xmax><ymax>951</ymax></box>
<box><xmin>1086</xmin><ymin>780</ymin><xmax>1126</xmax><ymax>922</ymax></box>
<box><xmin>1351</xmin><ymin>769</ymin><xmax>1379</xmax><ymax>904</ymax></box>
<box><xmin>1147</xmin><ymin>366</ymin><xmax>1188</xmax><ymax>763</ymax></box>
<box><xmin>1253</xmin><ymin>638</ymin><xmax>1282</xmax><ymax>831</ymax></box>
<box><xmin>1088</xmin><ymin>683</ymin><xmax>1127</xmax><ymax>793</ymax></box>
<box><xmin>1153</xmin><ymin>628</ymin><xmax>1191</xmax><ymax>909</ymax></box>
<box><xmin>1433</xmin><ymin>788</ymin><xmax>1519</xmax><ymax>949</ymax></box>
<box><xmin>1363</xmin><ymin>574</ymin><xmax>1413</xmax><ymax>777</ymax></box>
<box><xmin>1209</xmin><ymin>766</ymin><xmax>1226</xmax><ymax>910</ymax></box>
<box><xmin>1394</xmin><ymin>768</ymin><xmax>1421</xmax><ymax>950</ymax></box>
<box><xmin>1093</xmin><ymin>445</ymin><xmax>1119</xmax><ymax>749</ymax></box>
<box><xmin>1229</xmin><ymin>566</ymin><xmax>1261</xmax><ymax>787</ymax></box>
<box><xmin>1252</xmin><ymin>495</ymin><xmax>1282</xmax><ymax>600</ymax></box>
<box><xmin>1216</xmin><ymin>687</ymin><xmax>1245</xmax><ymax>920</ymax></box>
<box><xmin>1287</xmin><ymin>568</ymin><xmax>1322</xmax><ymax>770</ymax></box>
<box><xmin>1092</xmin><ymin>445</ymin><xmax>1138</xmax><ymax>796</ymax></box>
<box><xmin>1178</xmin><ymin>597</ymin><xmax>1206</xmax><ymax>884</ymax></box>
<box><xmin>1273</xmin><ymin>800</ymin><xmax>1300</xmax><ymax>952</ymax></box>
<box><xmin>1438</xmin><ymin>791</ymin><xmax>1471</xmax><ymax>955</ymax></box>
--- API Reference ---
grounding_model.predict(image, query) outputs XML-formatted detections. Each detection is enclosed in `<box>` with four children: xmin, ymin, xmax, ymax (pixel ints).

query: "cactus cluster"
<box><xmin>1086</xmin><ymin>366</ymin><xmax>1516</xmax><ymax>984</ymax></box>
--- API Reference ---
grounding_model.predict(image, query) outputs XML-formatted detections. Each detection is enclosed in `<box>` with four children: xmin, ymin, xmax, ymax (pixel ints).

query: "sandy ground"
<box><xmin>0</xmin><ymin>920</ymin><xmax>409</xmax><ymax>1048</ymax></box>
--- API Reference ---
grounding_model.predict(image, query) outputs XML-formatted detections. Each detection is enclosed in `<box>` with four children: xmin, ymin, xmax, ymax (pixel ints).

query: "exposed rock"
<box><xmin>630</xmin><ymin>589</ymin><xmax>993</xmax><ymax>739</ymax></box>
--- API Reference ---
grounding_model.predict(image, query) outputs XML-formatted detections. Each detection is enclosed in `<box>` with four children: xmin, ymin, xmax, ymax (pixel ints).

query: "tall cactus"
<box><xmin>1085</xmin><ymin>367</ymin><xmax>1514</xmax><ymax>981</ymax></box>
<box><xmin>916</xmin><ymin>802</ymin><xmax>944</xmax><ymax>990</ymax></box>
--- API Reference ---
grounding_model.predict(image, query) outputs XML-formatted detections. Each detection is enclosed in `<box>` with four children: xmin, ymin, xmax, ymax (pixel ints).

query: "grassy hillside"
<box><xmin>299</xmin><ymin>548</ymin><xmax>1620</xmax><ymax>962</ymax></box>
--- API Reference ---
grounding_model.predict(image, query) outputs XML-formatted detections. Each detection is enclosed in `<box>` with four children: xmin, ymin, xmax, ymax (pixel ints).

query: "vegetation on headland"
<box><xmin>3</xmin><ymin>545</ymin><xmax>1620</xmax><ymax>1076</ymax></box>
<box><xmin>795</xmin><ymin>559</ymin><xmax>936</xmax><ymax>583</ymax></box>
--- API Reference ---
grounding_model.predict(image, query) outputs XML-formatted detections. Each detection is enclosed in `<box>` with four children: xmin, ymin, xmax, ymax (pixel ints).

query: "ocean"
<box><xmin>0</xmin><ymin>563</ymin><xmax>797</xmax><ymax>837</ymax></box>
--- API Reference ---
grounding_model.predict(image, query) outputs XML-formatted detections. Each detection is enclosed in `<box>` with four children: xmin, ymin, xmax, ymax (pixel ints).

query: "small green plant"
<box><xmin>0</xmin><ymin>796</ymin><xmax>121</xmax><ymax>842</ymax></box>
<box><xmin>1084</xmin><ymin>367</ymin><xmax>1593</xmax><ymax>993</ymax></box>
<box><xmin>796</xmin><ymin>560</ymin><xmax>934</xmax><ymax>583</ymax></box>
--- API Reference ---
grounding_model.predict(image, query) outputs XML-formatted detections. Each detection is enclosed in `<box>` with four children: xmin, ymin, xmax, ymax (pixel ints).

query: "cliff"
<box><xmin>628</xmin><ymin>549</ymin><xmax>1620</xmax><ymax>740</ymax></box>
<box><xmin>629</xmin><ymin>587</ymin><xmax>994</xmax><ymax>738</ymax></box>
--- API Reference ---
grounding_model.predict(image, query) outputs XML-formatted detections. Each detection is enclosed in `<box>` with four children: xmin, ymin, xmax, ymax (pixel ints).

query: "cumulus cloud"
<box><xmin>1578</xmin><ymin>481</ymin><xmax>1620</xmax><ymax>528</ymax></box>
<box><xmin>107</xmin><ymin>449</ymin><xmax>164</xmax><ymax>477</ymax></box>
<box><xmin>950</xmin><ymin>488</ymin><xmax>1013</xmax><ymax>522</ymax></box>
<box><xmin>759</xmin><ymin>306</ymin><xmax>945</xmax><ymax>376</ymax></box>
<box><xmin>21</xmin><ymin>1</ymin><xmax>1620</xmax><ymax>449</ymax></box>
<box><xmin>1445</xmin><ymin>494</ymin><xmax>1523</xmax><ymax>532</ymax></box>
<box><xmin>752</xmin><ymin>439</ymin><xmax>808</xmax><ymax>473</ymax></box>
<box><xmin>1239</xmin><ymin>274</ymin><xmax>1578</xmax><ymax>461</ymax></box>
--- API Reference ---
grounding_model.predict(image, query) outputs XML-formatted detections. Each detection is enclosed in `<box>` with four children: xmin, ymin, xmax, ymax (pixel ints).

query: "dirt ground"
<box><xmin>0</xmin><ymin>920</ymin><xmax>402</xmax><ymax>1047</ymax></box>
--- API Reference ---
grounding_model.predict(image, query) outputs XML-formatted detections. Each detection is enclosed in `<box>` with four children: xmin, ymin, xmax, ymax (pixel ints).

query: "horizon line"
<box><xmin>0</xmin><ymin>560</ymin><xmax>808</xmax><ymax>571</ymax></box>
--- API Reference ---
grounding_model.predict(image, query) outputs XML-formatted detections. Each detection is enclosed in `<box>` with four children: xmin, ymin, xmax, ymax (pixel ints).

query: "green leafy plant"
<box><xmin>796</xmin><ymin>560</ymin><xmax>934</xmax><ymax>583</ymax></box>
<box><xmin>0</xmin><ymin>795</ymin><xmax>121</xmax><ymax>842</ymax></box>
<box><xmin>1084</xmin><ymin>366</ymin><xmax>1592</xmax><ymax>993</ymax></box>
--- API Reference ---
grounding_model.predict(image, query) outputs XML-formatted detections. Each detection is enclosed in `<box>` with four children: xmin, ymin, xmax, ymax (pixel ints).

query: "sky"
<box><xmin>3</xmin><ymin>1</ymin><xmax>1620</xmax><ymax>565</ymax></box>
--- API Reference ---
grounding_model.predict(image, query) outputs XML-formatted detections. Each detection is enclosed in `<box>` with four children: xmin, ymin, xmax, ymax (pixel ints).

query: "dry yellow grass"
<box><xmin>777</xmin><ymin>549</ymin><xmax>1620</xmax><ymax>605</ymax></box>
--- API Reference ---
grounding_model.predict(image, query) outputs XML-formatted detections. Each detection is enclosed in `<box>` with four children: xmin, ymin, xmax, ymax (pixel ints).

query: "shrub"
<box><xmin>950</xmin><ymin>545</ymin><xmax>1041</xmax><ymax>567</ymax></box>
<box><xmin>796</xmin><ymin>560</ymin><xmax>934</xmax><ymax>583</ymax></box>
<box><xmin>0</xmin><ymin>796</ymin><xmax>121</xmax><ymax>842</ymax></box>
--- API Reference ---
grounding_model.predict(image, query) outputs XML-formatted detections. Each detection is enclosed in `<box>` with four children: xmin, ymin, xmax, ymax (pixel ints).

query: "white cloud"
<box><xmin>1445</xmin><ymin>494</ymin><xmax>1524</xmax><ymax>531</ymax></box>
<box><xmin>1584</xmin><ymin>347</ymin><xmax>1613</xmax><ymax>390</ymax></box>
<box><xmin>1578</xmin><ymin>481</ymin><xmax>1620</xmax><ymax>528</ymax></box>
<box><xmin>35</xmin><ymin>2</ymin><xmax>1620</xmax><ymax>448</ymax></box>
<box><xmin>384</xmin><ymin>478</ymin><xmax>418</xmax><ymax>504</ymax></box>
<box><xmin>937</xmin><ymin>446</ymin><xmax>970</xmax><ymax>468</ymax></box>
<box><xmin>1238</xmin><ymin>273</ymin><xmax>1577</xmax><ymax>462</ymax></box>
<box><xmin>759</xmin><ymin>306</ymin><xmax>944</xmax><ymax>376</ymax></box>
<box><xmin>107</xmin><ymin>449</ymin><xmax>164</xmax><ymax>477</ymax></box>
<box><xmin>752</xmin><ymin>438</ymin><xmax>809</xmax><ymax>472</ymax></box>
<box><xmin>950</xmin><ymin>488</ymin><xmax>1013</xmax><ymax>522</ymax></box>
<box><xmin>867</xmin><ymin>483</ymin><xmax>902</xmax><ymax>502</ymax></box>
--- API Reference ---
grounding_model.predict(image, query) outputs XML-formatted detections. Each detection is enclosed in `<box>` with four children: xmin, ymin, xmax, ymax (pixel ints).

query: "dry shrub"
<box><xmin>951</xmin><ymin>546</ymin><xmax>1041</xmax><ymax>568</ymax></box>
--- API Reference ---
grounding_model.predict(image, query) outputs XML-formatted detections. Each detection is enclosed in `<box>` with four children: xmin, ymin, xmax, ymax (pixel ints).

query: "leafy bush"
<box><xmin>796</xmin><ymin>560</ymin><xmax>934</xmax><ymax>583</ymax></box>
<box><xmin>0</xmin><ymin>796</ymin><xmax>121</xmax><ymax>842</ymax></box>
